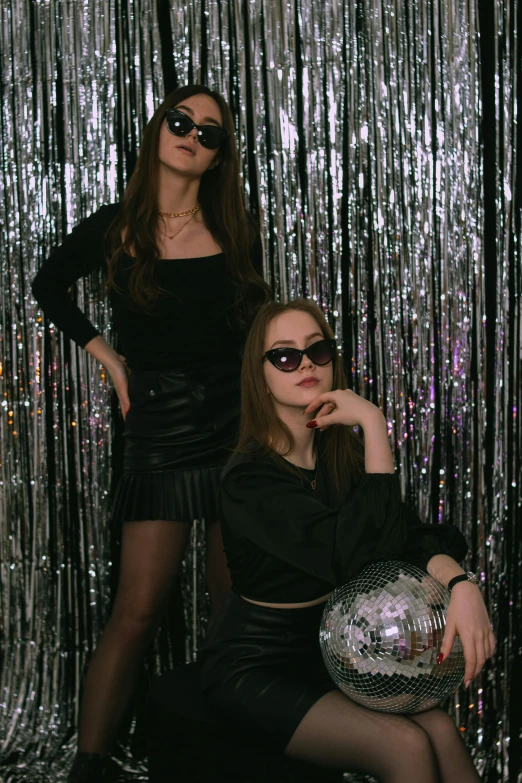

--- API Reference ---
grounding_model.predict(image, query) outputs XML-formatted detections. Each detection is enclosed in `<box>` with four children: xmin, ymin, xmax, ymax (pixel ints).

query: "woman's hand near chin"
<box><xmin>304</xmin><ymin>388</ymin><xmax>383</xmax><ymax>429</ymax></box>
<box><xmin>304</xmin><ymin>389</ymin><xmax>394</xmax><ymax>473</ymax></box>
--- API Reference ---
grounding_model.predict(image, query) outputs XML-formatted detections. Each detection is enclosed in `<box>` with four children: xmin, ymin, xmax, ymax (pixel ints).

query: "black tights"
<box><xmin>286</xmin><ymin>691</ymin><xmax>480</xmax><ymax>783</ymax></box>
<box><xmin>77</xmin><ymin>518</ymin><xmax>230</xmax><ymax>756</ymax></box>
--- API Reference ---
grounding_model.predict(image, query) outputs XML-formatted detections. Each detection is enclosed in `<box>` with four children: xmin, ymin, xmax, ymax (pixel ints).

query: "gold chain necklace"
<box><xmin>160</xmin><ymin>212</ymin><xmax>197</xmax><ymax>241</ymax></box>
<box><xmin>289</xmin><ymin>459</ymin><xmax>318</xmax><ymax>490</ymax></box>
<box><xmin>158</xmin><ymin>204</ymin><xmax>200</xmax><ymax>218</ymax></box>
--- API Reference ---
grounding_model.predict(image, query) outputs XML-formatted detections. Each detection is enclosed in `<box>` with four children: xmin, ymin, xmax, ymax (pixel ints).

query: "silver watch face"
<box><xmin>466</xmin><ymin>571</ymin><xmax>480</xmax><ymax>585</ymax></box>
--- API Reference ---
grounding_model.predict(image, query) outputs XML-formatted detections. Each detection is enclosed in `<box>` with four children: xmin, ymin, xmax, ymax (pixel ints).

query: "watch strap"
<box><xmin>448</xmin><ymin>572</ymin><xmax>478</xmax><ymax>592</ymax></box>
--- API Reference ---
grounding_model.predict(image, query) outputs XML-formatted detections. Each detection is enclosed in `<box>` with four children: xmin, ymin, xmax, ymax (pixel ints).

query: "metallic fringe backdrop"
<box><xmin>0</xmin><ymin>0</ymin><xmax>520</xmax><ymax>781</ymax></box>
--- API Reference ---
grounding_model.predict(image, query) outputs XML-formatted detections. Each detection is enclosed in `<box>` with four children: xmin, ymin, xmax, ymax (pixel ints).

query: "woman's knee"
<box><xmin>388</xmin><ymin>721</ymin><xmax>437</xmax><ymax>769</ymax></box>
<box><xmin>108</xmin><ymin>599</ymin><xmax>164</xmax><ymax>642</ymax></box>
<box><xmin>416</xmin><ymin>707</ymin><xmax>462</xmax><ymax>744</ymax></box>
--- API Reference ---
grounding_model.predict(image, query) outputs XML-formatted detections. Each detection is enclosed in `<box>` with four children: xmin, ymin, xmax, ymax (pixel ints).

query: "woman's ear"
<box><xmin>208</xmin><ymin>156</ymin><xmax>221</xmax><ymax>170</ymax></box>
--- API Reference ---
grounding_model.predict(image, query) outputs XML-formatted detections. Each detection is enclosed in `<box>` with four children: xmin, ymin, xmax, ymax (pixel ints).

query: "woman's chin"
<box><xmin>290</xmin><ymin>388</ymin><xmax>324</xmax><ymax>409</ymax></box>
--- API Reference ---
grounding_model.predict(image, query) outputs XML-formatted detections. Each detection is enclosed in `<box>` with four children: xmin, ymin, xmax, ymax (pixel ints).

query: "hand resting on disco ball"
<box><xmin>319</xmin><ymin>560</ymin><xmax>465</xmax><ymax>713</ymax></box>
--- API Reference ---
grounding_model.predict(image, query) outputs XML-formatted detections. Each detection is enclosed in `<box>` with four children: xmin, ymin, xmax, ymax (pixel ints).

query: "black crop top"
<box><xmin>31</xmin><ymin>204</ymin><xmax>264</xmax><ymax>371</ymax></box>
<box><xmin>219</xmin><ymin>449</ymin><xmax>468</xmax><ymax>603</ymax></box>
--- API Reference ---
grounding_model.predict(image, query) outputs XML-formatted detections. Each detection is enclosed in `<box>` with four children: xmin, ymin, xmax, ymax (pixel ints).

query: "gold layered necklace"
<box><xmin>158</xmin><ymin>204</ymin><xmax>200</xmax><ymax>241</ymax></box>
<box><xmin>158</xmin><ymin>204</ymin><xmax>200</xmax><ymax>218</ymax></box>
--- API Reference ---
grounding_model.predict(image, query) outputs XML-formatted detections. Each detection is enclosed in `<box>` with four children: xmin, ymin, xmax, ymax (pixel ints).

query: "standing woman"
<box><xmin>31</xmin><ymin>84</ymin><xmax>271</xmax><ymax>782</ymax></box>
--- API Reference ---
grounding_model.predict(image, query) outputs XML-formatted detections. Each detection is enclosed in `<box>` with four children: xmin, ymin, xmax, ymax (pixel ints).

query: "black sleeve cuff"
<box><xmin>404</xmin><ymin>522</ymin><xmax>469</xmax><ymax>573</ymax></box>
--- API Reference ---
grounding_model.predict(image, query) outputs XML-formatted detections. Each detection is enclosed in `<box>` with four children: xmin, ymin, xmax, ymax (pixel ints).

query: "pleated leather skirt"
<box><xmin>199</xmin><ymin>591</ymin><xmax>337</xmax><ymax>749</ymax></box>
<box><xmin>111</xmin><ymin>360</ymin><xmax>241</xmax><ymax>523</ymax></box>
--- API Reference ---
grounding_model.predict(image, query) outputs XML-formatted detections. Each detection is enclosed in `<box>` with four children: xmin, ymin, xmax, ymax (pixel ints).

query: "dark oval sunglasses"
<box><xmin>263</xmin><ymin>338</ymin><xmax>337</xmax><ymax>372</ymax></box>
<box><xmin>165</xmin><ymin>108</ymin><xmax>228</xmax><ymax>150</ymax></box>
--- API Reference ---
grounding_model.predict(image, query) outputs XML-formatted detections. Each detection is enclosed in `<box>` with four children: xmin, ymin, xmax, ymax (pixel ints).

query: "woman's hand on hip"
<box><xmin>107</xmin><ymin>354</ymin><xmax>130</xmax><ymax>419</ymax></box>
<box><xmin>440</xmin><ymin>582</ymin><xmax>496</xmax><ymax>687</ymax></box>
<box><xmin>84</xmin><ymin>336</ymin><xmax>131</xmax><ymax>419</ymax></box>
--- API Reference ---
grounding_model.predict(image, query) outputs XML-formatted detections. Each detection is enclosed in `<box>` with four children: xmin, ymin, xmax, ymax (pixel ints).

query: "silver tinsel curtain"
<box><xmin>0</xmin><ymin>1</ymin><xmax>520</xmax><ymax>781</ymax></box>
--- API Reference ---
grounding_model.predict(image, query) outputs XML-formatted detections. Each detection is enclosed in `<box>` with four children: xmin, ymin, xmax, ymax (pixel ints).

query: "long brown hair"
<box><xmin>105</xmin><ymin>84</ymin><xmax>271</xmax><ymax>324</ymax></box>
<box><xmin>236</xmin><ymin>299</ymin><xmax>365</xmax><ymax>497</ymax></box>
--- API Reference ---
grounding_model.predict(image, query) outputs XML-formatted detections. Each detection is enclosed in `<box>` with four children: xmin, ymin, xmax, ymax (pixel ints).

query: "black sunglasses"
<box><xmin>165</xmin><ymin>109</ymin><xmax>228</xmax><ymax>150</ymax></box>
<box><xmin>263</xmin><ymin>338</ymin><xmax>337</xmax><ymax>372</ymax></box>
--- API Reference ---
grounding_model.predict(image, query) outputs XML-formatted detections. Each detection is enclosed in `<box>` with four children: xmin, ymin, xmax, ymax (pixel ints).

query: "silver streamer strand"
<box><xmin>0</xmin><ymin>1</ymin><xmax>520</xmax><ymax>781</ymax></box>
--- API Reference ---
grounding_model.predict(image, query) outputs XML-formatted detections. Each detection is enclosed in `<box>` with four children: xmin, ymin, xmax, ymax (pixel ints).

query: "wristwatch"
<box><xmin>447</xmin><ymin>571</ymin><xmax>480</xmax><ymax>592</ymax></box>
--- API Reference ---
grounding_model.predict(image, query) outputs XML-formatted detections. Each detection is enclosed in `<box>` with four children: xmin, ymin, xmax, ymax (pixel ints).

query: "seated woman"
<box><xmin>199</xmin><ymin>298</ymin><xmax>495</xmax><ymax>783</ymax></box>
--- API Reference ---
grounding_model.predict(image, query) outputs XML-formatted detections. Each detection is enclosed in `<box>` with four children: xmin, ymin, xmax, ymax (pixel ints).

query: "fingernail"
<box><xmin>436</xmin><ymin>653</ymin><xmax>444</xmax><ymax>665</ymax></box>
<box><xmin>465</xmin><ymin>680</ymin><xmax>471</xmax><ymax>689</ymax></box>
<box><xmin>306</xmin><ymin>420</ymin><xmax>318</xmax><ymax>428</ymax></box>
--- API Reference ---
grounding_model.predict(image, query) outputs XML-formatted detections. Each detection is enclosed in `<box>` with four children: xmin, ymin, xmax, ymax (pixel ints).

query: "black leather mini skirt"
<box><xmin>111</xmin><ymin>359</ymin><xmax>241</xmax><ymax>523</ymax></box>
<box><xmin>199</xmin><ymin>590</ymin><xmax>337</xmax><ymax>749</ymax></box>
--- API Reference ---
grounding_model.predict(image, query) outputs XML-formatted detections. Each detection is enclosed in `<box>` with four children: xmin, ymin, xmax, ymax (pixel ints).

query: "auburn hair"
<box><xmin>104</xmin><ymin>84</ymin><xmax>271</xmax><ymax>326</ymax></box>
<box><xmin>236</xmin><ymin>298</ymin><xmax>365</xmax><ymax>498</ymax></box>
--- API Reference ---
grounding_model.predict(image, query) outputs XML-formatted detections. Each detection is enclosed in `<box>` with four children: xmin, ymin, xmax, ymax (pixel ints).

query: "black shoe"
<box><xmin>67</xmin><ymin>752</ymin><xmax>106</xmax><ymax>783</ymax></box>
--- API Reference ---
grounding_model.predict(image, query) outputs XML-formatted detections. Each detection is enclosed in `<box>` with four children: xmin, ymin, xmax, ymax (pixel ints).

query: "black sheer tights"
<box><xmin>285</xmin><ymin>691</ymin><xmax>481</xmax><ymax>783</ymax></box>
<box><xmin>77</xmin><ymin>518</ymin><xmax>229</xmax><ymax>756</ymax></box>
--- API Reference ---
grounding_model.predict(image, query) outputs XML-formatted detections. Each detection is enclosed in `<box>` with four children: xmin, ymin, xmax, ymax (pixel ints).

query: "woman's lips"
<box><xmin>176</xmin><ymin>145</ymin><xmax>195</xmax><ymax>155</ymax></box>
<box><xmin>298</xmin><ymin>377</ymin><xmax>319</xmax><ymax>387</ymax></box>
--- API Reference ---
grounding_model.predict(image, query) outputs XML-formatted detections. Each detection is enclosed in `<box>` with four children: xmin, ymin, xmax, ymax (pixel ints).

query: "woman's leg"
<box><xmin>285</xmin><ymin>690</ymin><xmax>441</xmax><ymax>783</ymax></box>
<box><xmin>206</xmin><ymin>519</ymin><xmax>231</xmax><ymax>618</ymax></box>
<box><xmin>77</xmin><ymin>519</ymin><xmax>191</xmax><ymax>755</ymax></box>
<box><xmin>409</xmin><ymin>708</ymin><xmax>481</xmax><ymax>782</ymax></box>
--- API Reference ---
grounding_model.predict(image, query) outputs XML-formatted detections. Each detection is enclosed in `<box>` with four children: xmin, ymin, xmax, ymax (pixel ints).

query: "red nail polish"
<box><xmin>437</xmin><ymin>653</ymin><xmax>444</xmax><ymax>665</ymax></box>
<box><xmin>306</xmin><ymin>420</ymin><xmax>318</xmax><ymax>428</ymax></box>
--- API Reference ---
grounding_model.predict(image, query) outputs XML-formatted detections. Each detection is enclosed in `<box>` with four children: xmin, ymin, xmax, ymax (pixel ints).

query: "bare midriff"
<box><xmin>241</xmin><ymin>591</ymin><xmax>333</xmax><ymax>609</ymax></box>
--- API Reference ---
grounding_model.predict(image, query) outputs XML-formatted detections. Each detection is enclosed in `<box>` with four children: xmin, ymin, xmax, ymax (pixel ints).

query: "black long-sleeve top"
<box><xmin>219</xmin><ymin>449</ymin><xmax>468</xmax><ymax>603</ymax></box>
<box><xmin>31</xmin><ymin>204</ymin><xmax>263</xmax><ymax>371</ymax></box>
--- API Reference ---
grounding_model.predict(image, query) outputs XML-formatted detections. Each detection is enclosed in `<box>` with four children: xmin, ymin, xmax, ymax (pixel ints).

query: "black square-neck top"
<box><xmin>31</xmin><ymin>203</ymin><xmax>263</xmax><ymax>371</ymax></box>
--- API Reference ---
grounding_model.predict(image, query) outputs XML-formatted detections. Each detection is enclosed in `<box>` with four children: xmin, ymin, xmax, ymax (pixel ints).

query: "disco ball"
<box><xmin>320</xmin><ymin>560</ymin><xmax>465</xmax><ymax>713</ymax></box>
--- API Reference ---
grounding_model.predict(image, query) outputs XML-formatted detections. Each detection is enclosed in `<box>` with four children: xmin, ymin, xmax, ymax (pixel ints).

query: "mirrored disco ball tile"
<box><xmin>319</xmin><ymin>561</ymin><xmax>465</xmax><ymax>713</ymax></box>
